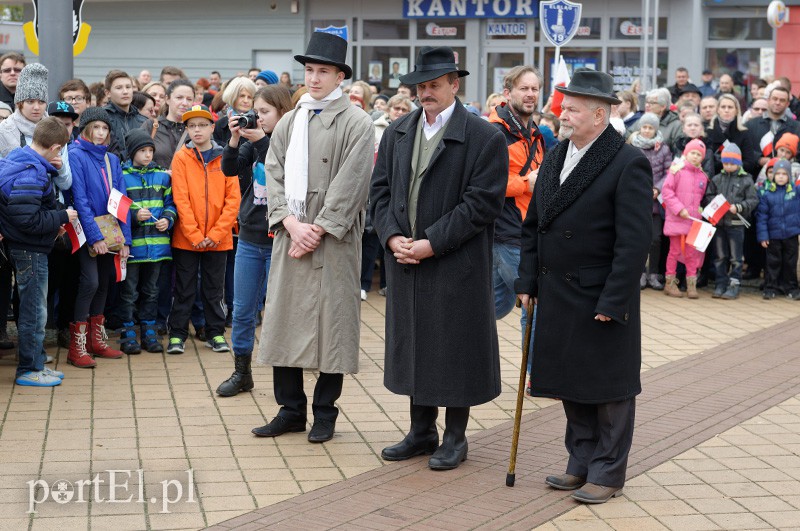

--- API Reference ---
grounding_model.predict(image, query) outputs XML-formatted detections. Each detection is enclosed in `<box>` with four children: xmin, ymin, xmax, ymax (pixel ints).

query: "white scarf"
<box><xmin>284</xmin><ymin>87</ymin><xmax>343</xmax><ymax>221</ymax></box>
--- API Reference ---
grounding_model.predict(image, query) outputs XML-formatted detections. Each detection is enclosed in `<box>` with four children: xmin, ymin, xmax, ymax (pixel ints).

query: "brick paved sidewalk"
<box><xmin>210</xmin><ymin>316</ymin><xmax>800</xmax><ymax>530</ymax></box>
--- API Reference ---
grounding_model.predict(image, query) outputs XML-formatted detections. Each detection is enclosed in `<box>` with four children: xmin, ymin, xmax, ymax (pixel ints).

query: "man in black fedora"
<box><xmin>370</xmin><ymin>46</ymin><xmax>509</xmax><ymax>470</ymax></box>
<box><xmin>515</xmin><ymin>68</ymin><xmax>652</xmax><ymax>503</ymax></box>
<box><xmin>251</xmin><ymin>31</ymin><xmax>374</xmax><ymax>443</ymax></box>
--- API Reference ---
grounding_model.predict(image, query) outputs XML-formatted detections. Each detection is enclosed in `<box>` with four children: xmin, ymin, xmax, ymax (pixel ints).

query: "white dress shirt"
<box><xmin>560</xmin><ymin>135</ymin><xmax>601</xmax><ymax>185</ymax></box>
<box><xmin>422</xmin><ymin>101</ymin><xmax>457</xmax><ymax>140</ymax></box>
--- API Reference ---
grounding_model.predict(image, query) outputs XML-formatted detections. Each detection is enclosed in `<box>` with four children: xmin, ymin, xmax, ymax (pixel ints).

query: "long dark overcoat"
<box><xmin>370</xmin><ymin>101</ymin><xmax>509</xmax><ymax>407</ymax></box>
<box><xmin>514</xmin><ymin>125</ymin><xmax>652</xmax><ymax>404</ymax></box>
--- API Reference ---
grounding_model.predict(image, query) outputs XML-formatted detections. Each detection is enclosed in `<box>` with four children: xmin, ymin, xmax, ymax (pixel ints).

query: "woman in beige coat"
<box><xmin>253</xmin><ymin>31</ymin><xmax>375</xmax><ymax>444</ymax></box>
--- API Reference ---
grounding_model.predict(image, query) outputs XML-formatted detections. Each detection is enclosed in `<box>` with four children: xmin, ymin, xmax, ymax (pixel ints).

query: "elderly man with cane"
<box><xmin>515</xmin><ymin>69</ymin><xmax>652</xmax><ymax>503</ymax></box>
<box><xmin>371</xmin><ymin>46</ymin><xmax>508</xmax><ymax>470</ymax></box>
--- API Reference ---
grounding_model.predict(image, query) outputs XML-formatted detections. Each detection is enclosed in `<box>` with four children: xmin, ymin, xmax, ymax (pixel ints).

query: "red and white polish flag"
<box><xmin>702</xmin><ymin>194</ymin><xmax>730</xmax><ymax>226</ymax></box>
<box><xmin>64</xmin><ymin>219</ymin><xmax>86</xmax><ymax>254</ymax></box>
<box><xmin>107</xmin><ymin>188</ymin><xmax>133</xmax><ymax>222</ymax></box>
<box><xmin>760</xmin><ymin>131</ymin><xmax>775</xmax><ymax>157</ymax></box>
<box><xmin>114</xmin><ymin>253</ymin><xmax>127</xmax><ymax>282</ymax></box>
<box><xmin>550</xmin><ymin>56</ymin><xmax>571</xmax><ymax>119</ymax></box>
<box><xmin>687</xmin><ymin>219</ymin><xmax>716</xmax><ymax>253</ymax></box>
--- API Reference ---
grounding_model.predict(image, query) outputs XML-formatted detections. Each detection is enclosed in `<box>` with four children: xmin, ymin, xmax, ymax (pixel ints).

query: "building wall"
<box><xmin>40</xmin><ymin>0</ymin><xmax>306</xmax><ymax>84</ymax></box>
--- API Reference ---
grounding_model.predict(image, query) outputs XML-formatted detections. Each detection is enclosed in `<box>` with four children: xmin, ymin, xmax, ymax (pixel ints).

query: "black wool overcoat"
<box><xmin>370</xmin><ymin>101</ymin><xmax>509</xmax><ymax>407</ymax></box>
<box><xmin>514</xmin><ymin>125</ymin><xmax>653</xmax><ymax>404</ymax></box>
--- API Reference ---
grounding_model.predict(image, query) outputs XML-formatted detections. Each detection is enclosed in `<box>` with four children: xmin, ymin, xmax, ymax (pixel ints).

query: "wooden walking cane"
<box><xmin>506</xmin><ymin>297</ymin><xmax>535</xmax><ymax>487</ymax></box>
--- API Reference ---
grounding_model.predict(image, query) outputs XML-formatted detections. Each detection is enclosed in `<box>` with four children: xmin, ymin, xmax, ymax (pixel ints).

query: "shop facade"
<box><xmin>9</xmin><ymin>0</ymin><xmax>782</xmax><ymax>104</ymax></box>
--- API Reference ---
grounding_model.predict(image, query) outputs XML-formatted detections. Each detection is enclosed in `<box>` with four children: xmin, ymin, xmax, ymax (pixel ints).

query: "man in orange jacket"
<box><xmin>167</xmin><ymin>104</ymin><xmax>241</xmax><ymax>354</ymax></box>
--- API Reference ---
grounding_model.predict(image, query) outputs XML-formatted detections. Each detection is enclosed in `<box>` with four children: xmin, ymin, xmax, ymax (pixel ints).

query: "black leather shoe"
<box><xmin>428</xmin><ymin>440</ymin><xmax>467</xmax><ymax>470</ymax></box>
<box><xmin>252</xmin><ymin>416</ymin><xmax>306</xmax><ymax>437</ymax></box>
<box><xmin>381</xmin><ymin>436</ymin><xmax>439</xmax><ymax>461</ymax></box>
<box><xmin>545</xmin><ymin>473</ymin><xmax>587</xmax><ymax>491</ymax></box>
<box><xmin>308</xmin><ymin>419</ymin><xmax>335</xmax><ymax>443</ymax></box>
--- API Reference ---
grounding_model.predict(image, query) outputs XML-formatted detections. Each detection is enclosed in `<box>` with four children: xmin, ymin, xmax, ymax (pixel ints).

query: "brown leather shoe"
<box><xmin>545</xmin><ymin>473</ymin><xmax>586</xmax><ymax>490</ymax></box>
<box><xmin>571</xmin><ymin>482</ymin><xmax>623</xmax><ymax>504</ymax></box>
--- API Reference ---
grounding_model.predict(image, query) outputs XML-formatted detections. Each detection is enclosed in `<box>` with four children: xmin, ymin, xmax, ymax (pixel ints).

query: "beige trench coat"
<box><xmin>257</xmin><ymin>94</ymin><xmax>375</xmax><ymax>374</ymax></box>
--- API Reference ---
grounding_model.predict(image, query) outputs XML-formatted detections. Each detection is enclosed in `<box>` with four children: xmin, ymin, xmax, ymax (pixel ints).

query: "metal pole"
<box><xmin>38</xmin><ymin>0</ymin><xmax>74</xmax><ymax>101</ymax></box>
<box><xmin>652</xmin><ymin>0</ymin><xmax>659</xmax><ymax>89</ymax></box>
<box><xmin>641</xmin><ymin>0</ymin><xmax>650</xmax><ymax>93</ymax></box>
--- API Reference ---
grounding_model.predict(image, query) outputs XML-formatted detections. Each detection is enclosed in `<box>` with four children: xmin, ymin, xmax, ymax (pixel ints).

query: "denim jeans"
<box><xmin>492</xmin><ymin>242</ymin><xmax>536</xmax><ymax>373</ymax></box>
<box><xmin>11</xmin><ymin>249</ymin><xmax>48</xmax><ymax>376</ymax></box>
<box><xmin>119</xmin><ymin>261</ymin><xmax>163</xmax><ymax>323</ymax></box>
<box><xmin>714</xmin><ymin>225</ymin><xmax>745</xmax><ymax>288</ymax></box>
<box><xmin>231</xmin><ymin>239</ymin><xmax>272</xmax><ymax>357</ymax></box>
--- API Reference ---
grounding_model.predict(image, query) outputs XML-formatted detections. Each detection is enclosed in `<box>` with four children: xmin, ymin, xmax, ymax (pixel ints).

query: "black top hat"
<box><xmin>556</xmin><ymin>69</ymin><xmax>621</xmax><ymax>105</ymax></box>
<box><xmin>294</xmin><ymin>31</ymin><xmax>352</xmax><ymax>80</ymax></box>
<box><xmin>399</xmin><ymin>46</ymin><xmax>469</xmax><ymax>85</ymax></box>
<box><xmin>679</xmin><ymin>83</ymin><xmax>703</xmax><ymax>96</ymax></box>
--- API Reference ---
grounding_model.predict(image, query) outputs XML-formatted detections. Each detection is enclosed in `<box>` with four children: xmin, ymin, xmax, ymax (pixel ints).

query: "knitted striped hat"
<box><xmin>721</xmin><ymin>142</ymin><xmax>742</xmax><ymax>166</ymax></box>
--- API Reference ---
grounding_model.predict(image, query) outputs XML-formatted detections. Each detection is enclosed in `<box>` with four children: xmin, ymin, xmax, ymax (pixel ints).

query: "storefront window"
<box><xmin>573</xmin><ymin>17</ymin><xmax>601</xmax><ymax>40</ymax></box>
<box><xmin>706</xmin><ymin>48</ymin><xmax>762</xmax><ymax>84</ymax></box>
<box><xmin>485</xmin><ymin>19</ymin><xmax>537</xmax><ymax>40</ymax></box>
<box><xmin>708</xmin><ymin>18</ymin><xmax>772</xmax><ymax>41</ymax></box>
<box><xmin>607</xmin><ymin>47</ymin><xmax>668</xmax><ymax>92</ymax></box>
<box><xmin>608</xmin><ymin>17</ymin><xmax>668</xmax><ymax>40</ymax></box>
<box><xmin>486</xmin><ymin>52</ymin><xmax>525</xmax><ymax>95</ymax></box>
<box><xmin>363</xmin><ymin>20</ymin><xmax>410</xmax><ymax>40</ymax></box>
<box><xmin>542</xmin><ymin>48</ymin><xmax>601</xmax><ymax>100</ymax></box>
<box><xmin>360</xmin><ymin>46</ymin><xmax>411</xmax><ymax>90</ymax></box>
<box><xmin>416</xmin><ymin>19</ymin><xmax>466</xmax><ymax>40</ymax></box>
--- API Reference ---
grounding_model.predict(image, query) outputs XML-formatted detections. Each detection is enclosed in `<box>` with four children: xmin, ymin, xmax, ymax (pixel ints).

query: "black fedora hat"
<box><xmin>679</xmin><ymin>83</ymin><xmax>703</xmax><ymax>97</ymax></box>
<box><xmin>294</xmin><ymin>31</ymin><xmax>352</xmax><ymax>80</ymax></box>
<box><xmin>556</xmin><ymin>68</ymin><xmax>621</xmax><ymax>105</ymax></box>
<box><xmin>399</xmin><ymin>46</ymin><xmax>469</xmax><ymax>85</ymax></box>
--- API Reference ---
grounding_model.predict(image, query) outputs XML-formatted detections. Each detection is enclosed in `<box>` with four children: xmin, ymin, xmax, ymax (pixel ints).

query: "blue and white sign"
<box><xmin>540</xmin><ymin>0</ymin><xmax>582</xmax><ymax>47</ymax></box>
<box><xmin>314</xmin><ymin>25</ymin><xmax>348</xmax><ymax>42</ymax></box>
<box><xmin>403</xmin><ymin>0</ymin><xmax>538</xmax><ymax>19</ymax></box>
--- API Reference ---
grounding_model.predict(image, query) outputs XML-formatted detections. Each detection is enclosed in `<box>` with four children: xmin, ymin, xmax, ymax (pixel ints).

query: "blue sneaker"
<box><xmin>42</xmin><ymin>367</ymin><xmax>64</xmax><ymax>379</ymax></box>
<box><xmin>16</xmin><ymin>371</ymin><xmax>62</xmax><ymax>387</ymax></box>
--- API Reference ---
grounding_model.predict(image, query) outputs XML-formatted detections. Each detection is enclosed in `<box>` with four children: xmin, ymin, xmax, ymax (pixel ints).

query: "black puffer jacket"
<box><xmin>703</xmin><ymin>120</ymin><xmax>758</xmax><ymax>178</ymax></box>
<box><xmin>220</xmin><ymin>135</ymin><xmax>271</xmax><ymax>246</ymax></box>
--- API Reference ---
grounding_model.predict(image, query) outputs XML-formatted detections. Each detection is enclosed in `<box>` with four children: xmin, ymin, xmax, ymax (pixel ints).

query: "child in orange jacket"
<box><xmin>167</xmin><ymin>104</ymin><xmax>240</xmax><ymax>354</ymax></box>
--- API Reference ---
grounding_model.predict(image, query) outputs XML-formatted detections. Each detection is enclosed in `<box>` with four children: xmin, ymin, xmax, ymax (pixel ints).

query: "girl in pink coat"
<box><xmin>661</xmin><ymin>139</ymin><xmax>709</xmax><ymax>298</ymax></box>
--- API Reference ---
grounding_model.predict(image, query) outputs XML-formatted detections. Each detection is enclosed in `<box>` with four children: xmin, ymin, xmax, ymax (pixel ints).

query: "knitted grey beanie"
<box><xmin>639</xmin><ymin>112</ymin><xmax>660</xmax><ymax>130</ymax></box>
<box><xmin>14</xmin><ymin>63</ymin><xmax>48</xmax><ymax>104</ymax></box>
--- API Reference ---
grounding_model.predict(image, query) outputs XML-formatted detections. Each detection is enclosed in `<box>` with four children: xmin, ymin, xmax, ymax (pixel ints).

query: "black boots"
<box><xmin>428</xmin><ymin>407</ymin><xmax>470</xmax><ymax>470</ymax></box>
<box><xmin>216</xmin><ymin>355</ymin><xmax>254</xmax><ymax>397</ymax></box>
<box><xmin>382</xmin><ymin>403</ymin><xmax>440</xmax><ymax>461</ymax></box>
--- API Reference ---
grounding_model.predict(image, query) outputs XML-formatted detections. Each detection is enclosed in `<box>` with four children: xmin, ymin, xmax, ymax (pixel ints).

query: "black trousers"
<box><xmin>273</xmin><ymin>366</ymin><xmax>343</xmax><ymax>423</ymax></box>
<box><xmin>765</xmin><ymin>236</ymin><xmax>799</xmax><ymax>293</ymax></box>
<box><xmin>47</xmin><ymin>247</ymin><xmax>80</xmax><ymax>329</ymax></box>
<box><xmin>168</xmin><ymin>249</ymin><xmax>226</xmax><ymax>340</ymax></box>
<box><xmin>563</xmin><ymin>398</ymin><xmax>636</xmax><ymax>489</ymax></box>
<box><xmin>75</xmin><ymin>247</ymin><xmax>115</xmax><ymax>322</ymax></box>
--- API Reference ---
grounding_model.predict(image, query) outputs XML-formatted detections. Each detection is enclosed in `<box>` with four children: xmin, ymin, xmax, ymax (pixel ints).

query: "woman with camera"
<box><xmin>212</xmin><ymin>76</ymin><xmax>257</xmax><ymax>148</ymax></box>
<box><xmin>216</xmin><ymin>84</ymin><xmax>293</xmax><ymax>397</ymax></box>
<box><xmin>140</xmin><ymin>79</ymin><xmax>195</xmax><ymax>169</ymax></box>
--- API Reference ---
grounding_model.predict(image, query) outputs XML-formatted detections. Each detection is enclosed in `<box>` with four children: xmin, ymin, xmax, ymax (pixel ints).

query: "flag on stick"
<box><xmin>687</xmin><ymin>219</ymin><xmax>716</xmax><ymax>253</ymax></box>
<box><xmin>702</xmin><ymin>194</ymin><xmax>730</xmax><ymax>226</ymax></box>
<box><xmin>114</xmin><ymin>253</ymin><xmax>127</xmax><ymax>282</ymax></box>
<box><xmin>64</xmin><ymin>219</ymin><xmax>86</xmax><ymax>254</ymax></box>
<box><xmin>107</xmin><ymin>188</ymin><xmax>133</xmax><ymax>222</ymax></box>
<box><xmin>550</xmin><ymin>56</ymin><xmax>570</xmax><ymax>118</ymax></box>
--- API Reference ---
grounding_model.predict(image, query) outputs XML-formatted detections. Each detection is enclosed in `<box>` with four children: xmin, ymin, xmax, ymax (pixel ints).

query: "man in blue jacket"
<box><xmin>0</xmin><ymin>117</ymin><xmax>77</xmax><ymax>386</ymax></box>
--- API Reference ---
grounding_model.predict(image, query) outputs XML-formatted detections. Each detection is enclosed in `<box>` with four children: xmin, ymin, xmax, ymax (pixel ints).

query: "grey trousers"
<box><xmin>562</xmin><ymin>397</ymin><xmax>636</xmax><ymax>488</ymax></box>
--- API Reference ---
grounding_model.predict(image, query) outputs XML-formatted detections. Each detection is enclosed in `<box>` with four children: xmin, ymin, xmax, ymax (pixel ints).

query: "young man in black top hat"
<box><xmin>370</xmin><ymin>46</ymin><xmax>509</xmax><ymax>470</ymax></box>
<box><xmin>252</xmin><ymin>31</ymin><xmax>374</xmax><ymax>444</ymax></box>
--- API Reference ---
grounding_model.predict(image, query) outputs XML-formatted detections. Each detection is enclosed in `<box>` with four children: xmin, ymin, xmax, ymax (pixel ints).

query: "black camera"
<box><xmin>234</xmin><ymin>110</ymin><xmax>258</xmax><ymax>129</ymax></box>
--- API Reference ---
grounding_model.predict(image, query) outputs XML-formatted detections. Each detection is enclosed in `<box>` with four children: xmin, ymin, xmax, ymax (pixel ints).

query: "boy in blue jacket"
<box><xmin>118</xmin><ymin>129</ymin><xmax>177</xmax><ymax>353</ymax></box>
<box><xmin>0</xmin><ymin>117</ymin><xmax>77</xmax><ymax>386</ymax></box>
<box><xmin>756</xmin><ymin>159</ymin><xmax>800</xmax><ymax>300</ymax></box>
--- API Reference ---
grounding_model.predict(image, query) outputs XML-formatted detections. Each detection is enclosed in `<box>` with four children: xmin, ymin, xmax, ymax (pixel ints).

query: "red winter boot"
<box><xmin>87</xmin><ymin>315</ymin><xmax>124</xmax><ymax>359</ymax></box>
<box><xmin>67</xmin><ymin>322</ymin><xmax>96</xmax><ymax>368</ymax></box>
